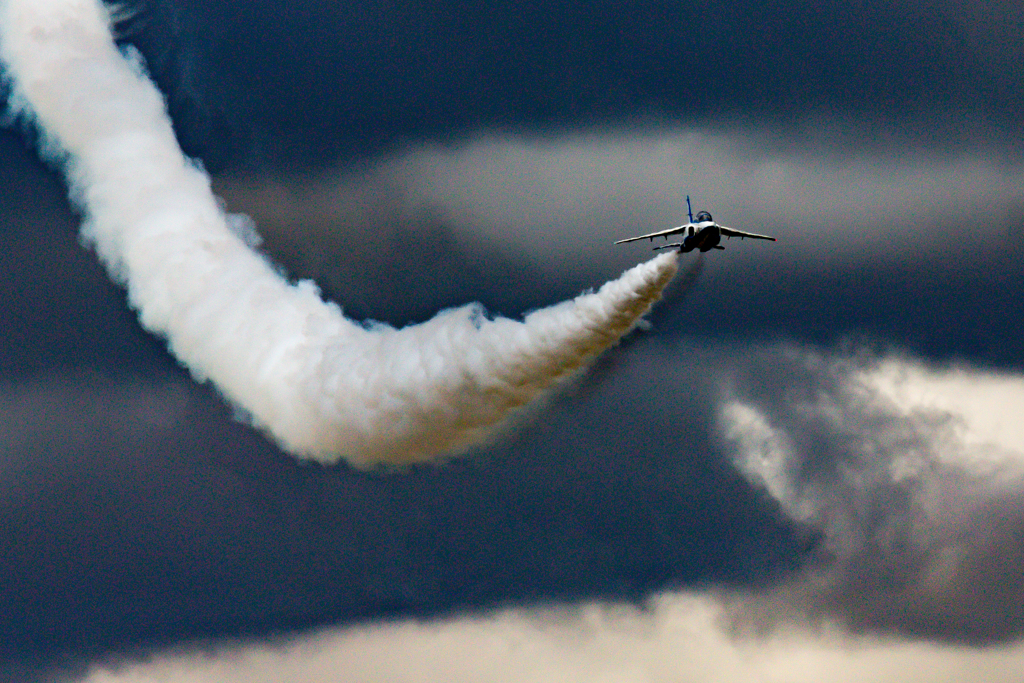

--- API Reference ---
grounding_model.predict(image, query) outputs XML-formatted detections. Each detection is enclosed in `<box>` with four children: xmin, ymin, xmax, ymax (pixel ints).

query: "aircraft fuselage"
<box><xmin>680</xmin><ymin>223</ymin><xmax>722</xmax><ymax>252</ymax></box>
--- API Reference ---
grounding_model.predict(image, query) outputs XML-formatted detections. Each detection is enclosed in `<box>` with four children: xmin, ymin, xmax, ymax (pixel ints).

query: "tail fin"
<box><xmin>687</xmin><ymin>195</ymin><xmax>693</xmax><ymax>223</ymax></box>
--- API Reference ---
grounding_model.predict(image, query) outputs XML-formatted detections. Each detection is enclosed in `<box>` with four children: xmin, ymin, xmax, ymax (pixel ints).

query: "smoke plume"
<box><xmin>0</xmin><ymin>0</ymin><xmax>678</xmax><ymax>465</ymax></box>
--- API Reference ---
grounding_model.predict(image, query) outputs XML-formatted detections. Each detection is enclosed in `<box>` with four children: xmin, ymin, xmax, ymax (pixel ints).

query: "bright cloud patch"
<box><xmin>77</xmin><ymin>594</ymin><xmax>1024</xmax><ymax>683</ymax></box>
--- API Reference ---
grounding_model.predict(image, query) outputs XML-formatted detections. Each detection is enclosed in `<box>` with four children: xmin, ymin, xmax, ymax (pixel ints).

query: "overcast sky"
<box><xmin>2</xmin><ymin>0</ymin><xmax>1023</xmax><ymax>681</ymax></box>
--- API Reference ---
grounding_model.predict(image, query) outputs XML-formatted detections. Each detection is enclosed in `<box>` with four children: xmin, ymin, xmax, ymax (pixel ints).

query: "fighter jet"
<box><xmin>615</xmin><ymin>196</ymin><xmax>776</xmax><ymax>252</ymax></box>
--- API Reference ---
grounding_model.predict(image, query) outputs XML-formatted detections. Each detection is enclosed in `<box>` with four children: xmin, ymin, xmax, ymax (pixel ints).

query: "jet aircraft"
<box><xmin>615</xmin><ymin>197</ymin><xmax>776</xmax><ymax>252</ymax></box>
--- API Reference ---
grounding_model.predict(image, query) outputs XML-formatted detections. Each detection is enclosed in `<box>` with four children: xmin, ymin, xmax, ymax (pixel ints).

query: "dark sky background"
<box><xmin>126</xmin><ymin>0</ymin><xmax>1024</xmax><ymax>170</ymax></box>
<box><xmin>1</xmin><ymin>0</ymin><xmax>1023</xmax><ymax>680</ymax></box>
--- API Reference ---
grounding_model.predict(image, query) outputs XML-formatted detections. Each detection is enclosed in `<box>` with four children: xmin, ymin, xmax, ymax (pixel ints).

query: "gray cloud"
<box><xmin>214</xmin><ymin>129</ymin><xmax>1024</xmax><ymax>279</ymax></box>
<box><xmin>720</xmin><ymin>347</ymin><xmax>1024</xmax><ymax>642</ymax></box>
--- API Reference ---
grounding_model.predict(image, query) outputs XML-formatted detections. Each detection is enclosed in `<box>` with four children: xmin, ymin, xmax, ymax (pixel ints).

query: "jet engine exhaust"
<box><xmin>0</xmin><ymin>0</ymin><xmax>679</xmax><ymax>465</ymax></box>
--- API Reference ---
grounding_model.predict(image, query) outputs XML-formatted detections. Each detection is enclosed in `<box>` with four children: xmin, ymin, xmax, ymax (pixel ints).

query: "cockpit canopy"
<box><xmin>695</xmin><ymin>211</ymin><xmax>713</xmax><ymax>223</ymax></box>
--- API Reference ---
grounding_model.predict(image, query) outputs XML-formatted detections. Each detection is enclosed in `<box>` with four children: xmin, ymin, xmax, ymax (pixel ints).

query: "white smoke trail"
<box><xmin>0</xmin><ymin>0</ymin><xmax>678</xmax><ymax>465</ymax></box>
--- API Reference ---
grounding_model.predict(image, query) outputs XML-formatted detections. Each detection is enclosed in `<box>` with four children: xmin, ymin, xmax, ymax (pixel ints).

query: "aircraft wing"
<box><xmin>719</xmin><ymin>225</ymin><xmax>776</xmax><ymax>242</ymax></box>
<box><xmin>614</xmin><ymin>225</ymin><xmax>688</xmax><ymax>244</ymax></box>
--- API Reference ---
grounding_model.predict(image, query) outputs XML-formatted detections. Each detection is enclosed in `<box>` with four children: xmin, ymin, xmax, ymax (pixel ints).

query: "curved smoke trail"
<box><xmin>0</xmin><ymin>0</ymin><xmax>678</xmax><ymax>465</ymax></box>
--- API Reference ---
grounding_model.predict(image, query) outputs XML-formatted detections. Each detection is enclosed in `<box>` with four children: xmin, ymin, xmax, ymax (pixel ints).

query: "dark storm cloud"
<box><xmin>0</xmin><ymin>354</ymin><xmax>811</xmax><ymax>679</ymax></box>
<box><xmin>108</xmin><ymin>0</ymin><xmax>1023</xmax><ymax>170</ymax></box>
